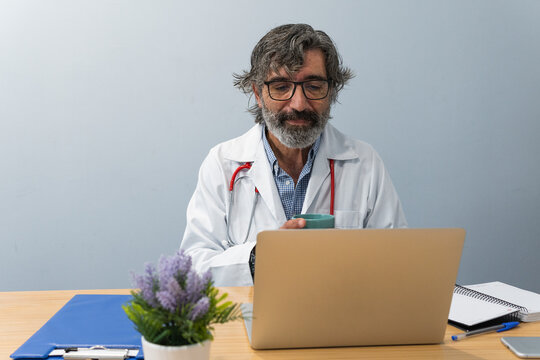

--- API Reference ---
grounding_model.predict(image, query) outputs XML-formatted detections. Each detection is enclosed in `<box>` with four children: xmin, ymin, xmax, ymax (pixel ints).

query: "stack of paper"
<box><xmin>449</xmin><ymin>291</ymin><xmax>518</xmax><ymax>327</ymax></box>
<box><xmin>465</xmin><ymin>281</ymin><xmax>540</xmax><ymax>322</ymax></box>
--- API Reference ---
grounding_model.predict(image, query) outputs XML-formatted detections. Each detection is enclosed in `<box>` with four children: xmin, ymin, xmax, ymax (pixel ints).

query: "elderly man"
<box><xmin>181</xmin><ymin>24</ymin><xmax>407</xmax><ymax>286</ymax></box>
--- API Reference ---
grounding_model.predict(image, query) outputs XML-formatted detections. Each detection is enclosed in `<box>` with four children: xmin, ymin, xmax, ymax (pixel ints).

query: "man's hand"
<box><xmin>280</xmin><ymin>218</ymin><xmax>306</xmax><ymax>229</ymax></box>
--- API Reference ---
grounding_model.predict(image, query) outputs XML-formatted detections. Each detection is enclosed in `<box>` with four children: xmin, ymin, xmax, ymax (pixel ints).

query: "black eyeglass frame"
<box><xmin>263</xmin><ymin>79</ymin><xmax>331</xmax><ymax>101</ymax></box>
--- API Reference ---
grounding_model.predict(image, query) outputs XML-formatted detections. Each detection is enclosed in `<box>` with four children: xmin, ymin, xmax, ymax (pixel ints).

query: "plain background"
<box><xmin>1</xmin><ymin>0</ymin><xmax>539</xmax><ymax>292</ymax></box>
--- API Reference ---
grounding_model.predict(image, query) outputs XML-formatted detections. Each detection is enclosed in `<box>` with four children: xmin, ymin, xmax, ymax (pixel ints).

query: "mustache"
<box><xmin>276</xmin><ymin>110</ymin><xmax>321</xmax><ymax>124</ymax></box>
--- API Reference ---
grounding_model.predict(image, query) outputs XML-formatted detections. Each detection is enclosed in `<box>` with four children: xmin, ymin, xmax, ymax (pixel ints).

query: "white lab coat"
<box><xmin>181</xmin><ymin>123</ymin><xmax>407</xmax><ymax>286</ymax></box>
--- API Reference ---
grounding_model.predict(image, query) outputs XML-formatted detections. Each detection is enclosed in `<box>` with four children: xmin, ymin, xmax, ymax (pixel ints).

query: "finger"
<box><xmin>280</xmin><ymin>218</ymin><xmax>306</xmax><ymax>229</ymax></box>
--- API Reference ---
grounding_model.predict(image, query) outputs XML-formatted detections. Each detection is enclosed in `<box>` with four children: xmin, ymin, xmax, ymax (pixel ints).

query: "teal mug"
<box><xmin>292</xmin><ymin>214</ymin><xmax>335</xmax><ymax>229</ymax></box>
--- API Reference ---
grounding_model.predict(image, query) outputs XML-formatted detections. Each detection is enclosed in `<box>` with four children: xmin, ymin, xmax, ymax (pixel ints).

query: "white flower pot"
<box><xmin>141</xmin><ymin>337</ymin><xmax>211</xmax><ymax>360</ymax></box>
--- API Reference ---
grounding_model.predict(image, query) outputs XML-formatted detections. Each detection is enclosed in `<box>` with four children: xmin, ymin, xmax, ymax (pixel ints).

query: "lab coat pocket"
<box><xmin>334</xmin><ymin>210</ymin><xmax>361</xmax><ymax>229</ymax></box>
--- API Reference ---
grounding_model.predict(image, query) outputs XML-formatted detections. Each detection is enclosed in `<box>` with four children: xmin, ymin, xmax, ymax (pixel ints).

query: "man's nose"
<box><xmin>288</xmin><ymin>85</ymin><xmax>310</xmax><ymax>112</ymax></box>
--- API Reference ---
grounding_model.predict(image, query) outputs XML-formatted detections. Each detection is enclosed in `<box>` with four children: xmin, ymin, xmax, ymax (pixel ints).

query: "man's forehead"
<box><xmin>266</xmin><ymin>66</ymin><xmax>299</xmax><ymax>80</ymax></box>
<box><xmin>265</xmin><ymin>49</ymin><xmax>327</xmax><ymax>80</ymax></box>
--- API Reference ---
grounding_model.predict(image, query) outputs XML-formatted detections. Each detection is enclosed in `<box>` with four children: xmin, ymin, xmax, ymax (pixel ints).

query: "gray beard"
<box><xmin>262</xmin><ymin>107</ymin><xmax>330</xmax><ymax>149</ymax></box>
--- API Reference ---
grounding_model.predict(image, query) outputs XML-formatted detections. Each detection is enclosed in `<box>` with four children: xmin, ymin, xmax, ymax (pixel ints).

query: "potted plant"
<box><xmin>123</xmin><ymin>250</ymin><xmax>243</xmax><ymax>360</ymax></box>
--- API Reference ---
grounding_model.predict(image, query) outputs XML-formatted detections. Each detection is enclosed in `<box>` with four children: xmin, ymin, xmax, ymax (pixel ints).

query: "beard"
<box><xmin>262</xmin><ymin>106</ymin><xmax>331</xmax><ymax>149</ymax></box>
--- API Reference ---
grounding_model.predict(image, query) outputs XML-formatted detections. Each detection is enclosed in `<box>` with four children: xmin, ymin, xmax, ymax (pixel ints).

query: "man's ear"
<box><xmin>252</xmin><ymin>83</ymin><xmax>262</xmax><ymax>108</ymax></box>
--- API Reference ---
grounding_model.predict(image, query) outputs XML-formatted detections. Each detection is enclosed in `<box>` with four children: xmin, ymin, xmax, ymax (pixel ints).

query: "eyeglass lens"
<box><xmin>268</xmin><ymin>80</ymin><xmax>329</xmax><ymax>100</ymax></box>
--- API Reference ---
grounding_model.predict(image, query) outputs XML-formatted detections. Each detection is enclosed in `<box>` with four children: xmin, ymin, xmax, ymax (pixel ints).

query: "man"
<box><xmin>181</xmin><ymin>24</ymin><xmax>407</xmax><ymax>286</ymax></box>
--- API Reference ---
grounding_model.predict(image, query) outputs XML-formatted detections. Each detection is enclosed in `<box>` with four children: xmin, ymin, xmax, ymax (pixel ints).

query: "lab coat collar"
<box><xmin>222</xmin><ymin>123</ymin><xmax>360</xmax><ymax>162</ymax></box>
<box><xmin>222</xmin><ymin>124</ymin><xmax>262</xmax><ymax>163</ymax></box>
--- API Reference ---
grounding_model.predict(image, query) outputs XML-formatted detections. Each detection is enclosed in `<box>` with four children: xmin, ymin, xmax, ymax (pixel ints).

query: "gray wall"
<box><xmin>1</xmin><ymin>0</ymin><xmax>539</xmax><ymax>292</ymax></box>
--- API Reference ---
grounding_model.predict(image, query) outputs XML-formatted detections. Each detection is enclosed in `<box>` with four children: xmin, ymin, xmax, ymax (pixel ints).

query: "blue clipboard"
<box><xmin>10</xmin><ymin>294</ymin><xmax>144</xmax><ymax>359</ymax></box>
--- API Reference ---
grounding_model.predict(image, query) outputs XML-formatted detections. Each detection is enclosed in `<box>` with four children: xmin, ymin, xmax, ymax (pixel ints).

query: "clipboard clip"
<box><xmin>49</xmin><ymin>346</ymin><xmax>139</xmax><ymax>359</ymax></box>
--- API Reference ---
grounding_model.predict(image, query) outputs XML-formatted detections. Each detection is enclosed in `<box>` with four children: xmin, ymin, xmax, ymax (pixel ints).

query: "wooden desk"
<box><xmin>1</xmin><ymin>288</ymin><xmax>539</xmax><ymax>359</ymax></box>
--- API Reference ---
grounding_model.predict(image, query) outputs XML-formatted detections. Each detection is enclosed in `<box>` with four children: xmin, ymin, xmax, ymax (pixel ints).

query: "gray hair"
<box><xmin>233</xmin><ymin>24</ymin><xmax>354</xmax><ymax>123</ymax></box>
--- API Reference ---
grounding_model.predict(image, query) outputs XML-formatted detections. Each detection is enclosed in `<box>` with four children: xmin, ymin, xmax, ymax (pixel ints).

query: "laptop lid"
<box><xmin>244</xmin><ymin>228</ymin><xmax>465</xmax><ymax>349</ymax></box>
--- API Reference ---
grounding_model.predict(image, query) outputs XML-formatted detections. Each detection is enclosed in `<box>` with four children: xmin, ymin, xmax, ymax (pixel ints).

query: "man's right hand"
<box><xmin>280</xmin><ymin>218</ymin><xmax>306</xmax><ymax>229</ymax></box>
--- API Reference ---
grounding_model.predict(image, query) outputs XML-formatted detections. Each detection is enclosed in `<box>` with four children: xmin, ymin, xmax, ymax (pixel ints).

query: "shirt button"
<box><xmin>286</xmin><ymin>180</ymin><xmax>291</xmax><ymax>186</ymax></box>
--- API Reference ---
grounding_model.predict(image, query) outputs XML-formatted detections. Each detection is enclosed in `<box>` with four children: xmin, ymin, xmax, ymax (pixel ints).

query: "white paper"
<box><xmin>448</xmin><ymin>291</ymin><xmax>518</xmax><ymax>326</ymax></box>
<box><xmin>465</xmin><ymin>281</ymin><xmax>540</xmax><ymax>321</ymax></box>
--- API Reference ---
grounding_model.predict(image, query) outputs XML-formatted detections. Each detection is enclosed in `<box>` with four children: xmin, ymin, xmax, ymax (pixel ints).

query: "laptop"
<box><xmin>241</xmin><ymin>228</ymin><xmax>465</xmax><ymax>349</ymax></box>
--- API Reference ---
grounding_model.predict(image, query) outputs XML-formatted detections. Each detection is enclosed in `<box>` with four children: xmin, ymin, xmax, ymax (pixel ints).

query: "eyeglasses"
<box><xmin>263</xmin><ymin>79</ymin><xmax>330</xmax><ymax>101</ymax></box>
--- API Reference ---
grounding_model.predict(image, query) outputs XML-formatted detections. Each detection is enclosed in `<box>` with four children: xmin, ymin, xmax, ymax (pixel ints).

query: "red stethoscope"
<box><xmin>223</xmin><ymin>159</ymin><xmax>335</xmax><ymax>247</ymax></box>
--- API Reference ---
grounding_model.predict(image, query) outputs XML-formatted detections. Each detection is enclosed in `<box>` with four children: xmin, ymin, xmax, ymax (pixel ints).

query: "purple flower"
<box><xmin>132</xmin><ymin>263</ymin><xmax>159</xmax><ymax>307</ymax></box>
<box><xmin>132</xmin><ymin>251</ymin><xmax>213</xmax><ymax>313</ymax></box>
<box><xmin>156</xmin><ymin>276</ymin><xmax>188</xmax><ymax>312</ymax></box>
<box><xmin>157</xmin><ymin>251</ymin><xmax>192</xmax><ymax>285</ymax></box>
<box><xmin>185</xmin><ymin>270</ymin><xmax>206</xmax><ymax>304</ymax></box>
<box><xmin>156</xmin><ymin>281</ymin><xmax>177</xmax><ymax>312</ymax></box>
<box><xmin>202</xmin><ymin>270</ymin><xmax>212</xmax><ymax>286</ymax></box>
<box><xmin>190</xmin><ymin>296</ymin><xmax>210</xmax><ymax>321</ymax></box>
<box><xmin>177</xmin><ymin>251</ymin><xmax>193</xmax><ymax>279</ymax></box>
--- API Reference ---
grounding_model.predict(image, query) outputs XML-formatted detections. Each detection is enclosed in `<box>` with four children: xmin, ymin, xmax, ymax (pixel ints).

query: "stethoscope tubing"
<box><xmin>224</xmin><ymin>159</ymin><xmax>335</xmax><ymax>248</ymax></box>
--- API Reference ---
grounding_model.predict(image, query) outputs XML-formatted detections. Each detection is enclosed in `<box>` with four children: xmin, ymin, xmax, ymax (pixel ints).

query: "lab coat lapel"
<box><xmin>250</xmin><ymin>141</ymin><xmax>288</xmax><ymax>226</ymax></box>
<box><xmin>302</xmin><ymin>124</ymin><xmax>359</xmax><ymax>213</ymax></box>
<box><xmin>302</xmin><ymin>144</ymin><xmax>330</xmax><ymax>213</ymax></box>
<box><xmin>222</xmin><ymin>124</ymin><xmax>287</xmax><ymax>225</ymax></box>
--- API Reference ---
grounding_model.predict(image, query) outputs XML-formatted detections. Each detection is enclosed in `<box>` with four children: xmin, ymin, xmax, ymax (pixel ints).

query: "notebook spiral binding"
<box><xmin>454</xmin><ymin>284</ymin><xmax>529</xmax><ymax>321</ymax></box>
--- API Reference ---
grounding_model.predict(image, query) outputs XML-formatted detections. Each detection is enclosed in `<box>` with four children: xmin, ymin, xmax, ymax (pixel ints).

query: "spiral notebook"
<box><xmin>448</xmin><ymin>281</ymin><xmax>540</xmax><ymax>331</ymax></box>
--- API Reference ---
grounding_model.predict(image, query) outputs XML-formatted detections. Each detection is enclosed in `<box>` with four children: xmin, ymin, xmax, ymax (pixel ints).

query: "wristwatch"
<box><xmin>249</xmin><ymin>246</ymin><xmax>256</xmax><ymax>280</ymax></box>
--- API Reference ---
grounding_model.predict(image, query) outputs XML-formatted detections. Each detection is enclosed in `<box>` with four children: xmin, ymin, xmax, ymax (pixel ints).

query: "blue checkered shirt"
<box><xmin>262</xmin><ymin>128</ymin><xmax>321</xmax><ymax>220</ymax></box>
